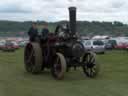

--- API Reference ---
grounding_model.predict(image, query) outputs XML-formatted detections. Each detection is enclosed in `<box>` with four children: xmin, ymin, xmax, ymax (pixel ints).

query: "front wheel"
<box><xmin>51</xmin><ymin>53</ymin><xmax>66</xmax><ymax>80</ymax></box>
<box><xmin>82</xmin><ymin>52</ymin><xmax>99</xmax><ymax>78</ymax></box>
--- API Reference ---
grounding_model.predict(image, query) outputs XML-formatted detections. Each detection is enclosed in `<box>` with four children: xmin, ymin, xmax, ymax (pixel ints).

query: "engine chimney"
<box><xmin>69</xmin><ymin>7</ymin><xmax>77</xmax><ymax>36</ymax></box>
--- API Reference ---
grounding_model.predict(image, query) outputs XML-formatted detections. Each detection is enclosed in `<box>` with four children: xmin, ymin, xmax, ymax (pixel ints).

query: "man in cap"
<box><xmin>28</xmin><ymin>22</ymin><xmax>38</xmax><ymax>42</ymax></box>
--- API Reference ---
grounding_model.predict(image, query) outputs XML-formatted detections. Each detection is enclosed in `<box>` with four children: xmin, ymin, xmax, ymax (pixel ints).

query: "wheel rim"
<box><xmin>24</xmin><ymin>43</ymin><xmax>35</xmax><ymax>72</ymax></box>
<box><xmin>54</xmin><ymin>57</ymin><xmax>62</xmax><ymax>76</ymax></box>
<box><xmin>83</xmin><ymin>52</ymin><xmax>98</xmax><ymax>77</ymax></box>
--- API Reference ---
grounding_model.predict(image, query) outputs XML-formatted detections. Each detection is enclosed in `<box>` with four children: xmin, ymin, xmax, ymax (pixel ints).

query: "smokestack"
<box><xmin>69</xmin><ymin>7</ymin><xmax>77</xmax><ymax>36</ymax></box>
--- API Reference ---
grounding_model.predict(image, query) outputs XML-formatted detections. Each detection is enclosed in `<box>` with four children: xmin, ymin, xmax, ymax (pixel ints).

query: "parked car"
<box><xmin>115</xmin><ymin>43</ymin><xmax>128</xmax><ymax>49</ymax></box>
<box><xmin>11</xmin><ymin>41</ymin><xmax>19</xmax><ymax>49</ymax></box>
<box><xmin>109</xmin><ymin>37</ymin><xmax>128</xmax><ymax>50</ymax></box>
<box><xmin>82</xmin><ymin>40</ymin><xmax>105</xmax><ymax>54</ymax></box>
<box><xmin>105</xmin><ymin>43</ymin><xmax>113</xmax><ymax>50</ymax></box>
<box><xmin>18</xmin><ymin>41</ymin><xmax>28</xmax><ymax>47</ymax></box>
<box><xmin>1</xmin><ymin>42</ymin><xmax>16</xmax><ymax>52</ymax></box>
<box><xmin>0</xmin><ymin>42</ymin><xmax>5</xmax><ymax>50</ymax></box>
<box><xmin>100</xmin><ymin>39</ymin><xmax>113</xmax><ymax>50</ymax></box>
<box><xmin>107</xmin><ymin>39</ymin><xmax>117</xmax><ymax>49</ymax></box>
<box><xmin>126</xmin><ymin>47</ymin><xmax>128</xmax><ymax>51</ymax></box>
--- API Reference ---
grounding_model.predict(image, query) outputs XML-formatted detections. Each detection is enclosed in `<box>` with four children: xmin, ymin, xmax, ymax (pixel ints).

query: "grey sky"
<box><xmin>0</xmin><ymin>0</ymin><xmax>128</xmax><ymax>23</ymax></box>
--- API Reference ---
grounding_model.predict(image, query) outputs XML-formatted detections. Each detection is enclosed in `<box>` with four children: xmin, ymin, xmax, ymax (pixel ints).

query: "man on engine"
<box><xmin>28</xmin><ymin>22</ymin><xmax>38</xmax><ymax>42</ymax></box>
<box><xmin>41</xmin><ymin>23</ymin><xmax>49</xmax><ymax>42</ymax></box>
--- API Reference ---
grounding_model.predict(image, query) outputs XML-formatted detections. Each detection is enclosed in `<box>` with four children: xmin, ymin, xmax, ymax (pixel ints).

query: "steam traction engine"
<box><xmin>24</xmin><ymin>7</ymin><xmax>99</xmax><ymax>80</ymax></box>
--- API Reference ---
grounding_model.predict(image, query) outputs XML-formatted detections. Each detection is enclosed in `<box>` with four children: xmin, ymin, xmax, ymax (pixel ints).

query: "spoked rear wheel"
<box><xmin>24</xmin><ymin>43</ymin><xmax>43</xmax><ymax>74</ymax></box>
<box><xmin>82</xmin><ymin>52</ymin><xmax>99</xmax><ymax>78</ymax></box>
<box><xmin>51</xmin><ymin>53</ymin><xmax>66</xmax><ymax>80</ymax></box>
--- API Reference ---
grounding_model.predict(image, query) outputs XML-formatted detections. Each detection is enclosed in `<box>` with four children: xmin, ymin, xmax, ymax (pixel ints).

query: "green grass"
<box><xmin>0</xmin><ymin>49</ymin><xmax>128</xmax><ymax>96</ymax></box>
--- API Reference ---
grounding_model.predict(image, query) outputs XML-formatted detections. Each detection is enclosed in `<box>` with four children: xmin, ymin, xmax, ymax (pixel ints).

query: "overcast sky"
<box><xmin>0</xmin><ymin>0</ymin><xmax>128</xmax><ymax>23</ymax></box>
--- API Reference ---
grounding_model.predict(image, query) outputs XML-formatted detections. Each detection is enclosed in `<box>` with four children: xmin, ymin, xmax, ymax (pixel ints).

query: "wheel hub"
<box><xmin>86</xmin><ymin>63</ymin><xmax>95</xmax><ymax>68</ymax></box>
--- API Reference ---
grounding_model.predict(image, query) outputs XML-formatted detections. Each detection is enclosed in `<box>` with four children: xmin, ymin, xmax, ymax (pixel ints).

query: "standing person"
<box><xmin>28</xmin><ymin>22</ymin><xmax>38</xmax><ymax>42</ymax></box>
<box><xmin>41</xmin><ymin>23</ymin><xmax>50</xmax><ymax>64</ymax></box>
<box><xmin>41</xmin><ymin>23</ymin><xmax>49</xmax><ymax>42</ymax></box>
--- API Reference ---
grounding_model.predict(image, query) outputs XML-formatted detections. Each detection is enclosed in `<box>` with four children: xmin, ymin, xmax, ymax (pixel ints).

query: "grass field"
<box><xmin>0</xmin><ymin>49</ymin><xmax>128</xmax><ymax>96</ymax></box>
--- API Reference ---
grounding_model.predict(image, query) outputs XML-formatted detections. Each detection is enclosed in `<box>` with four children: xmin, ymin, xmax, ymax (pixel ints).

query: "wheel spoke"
<box><xmin>54</xmin><ymin>57</ymin><xmax>61</xmax><ymax>74</ymax></box>
<box><xmin>89</xmin><ymin>55</ymin><xmax>93</xmax><ymax>63</ymax></box>
<box><xmin>91</xmin><ymin>67</ymin><xmax>96</xmax><ymax>73</ymax></box>
<box><xmin>27</xmin><ymin>50</ymin><xmax>34</xmax><ymax>64</ymax></box>
<box><xmin>88</xmin><ymin>68</ymin><xmax>91</xmax><ymax>75</ymax></box>
<box><xmin>87</xmin><ymin>55</ymin><xmax>90</xmax><ymax>63</ymax></box>
<box><xmin>56</xmin><ymin>57</ymin><xmax>59</xmax><ymax>64</ymax></box>
<box><xmin>54</xmin><ymin>64</ymin><xmax>58</xmax><ymax>73</ymax></box>
<box><xmin>90</xmin><ymin>68</ymin><xmax>95</xmax><ymax>76</ymax></box>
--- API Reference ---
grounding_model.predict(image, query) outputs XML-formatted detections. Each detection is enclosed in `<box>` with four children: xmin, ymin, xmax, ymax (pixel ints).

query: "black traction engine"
<box><xmin>24</xmin><ymin>7</ymin><xmax>99</xmax><ymax>80</ymax></box>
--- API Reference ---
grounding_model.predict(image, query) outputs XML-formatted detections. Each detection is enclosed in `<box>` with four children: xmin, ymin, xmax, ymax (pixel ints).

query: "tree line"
<box><xmin>0</xmin><ymin>20</ymin><xmax>128</xmax><ymax>37</ymax></box>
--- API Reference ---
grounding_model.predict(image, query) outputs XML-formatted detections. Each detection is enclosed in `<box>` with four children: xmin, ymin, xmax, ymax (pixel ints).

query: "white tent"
<box><xmin>92</xmin><ymin>35</ymin><xmax>110</xmax><ymax>40</ymax></box>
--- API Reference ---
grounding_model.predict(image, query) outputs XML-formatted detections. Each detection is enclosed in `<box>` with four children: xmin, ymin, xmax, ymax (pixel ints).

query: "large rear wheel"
<box><xmin>51</xmin><ymin>53</ymin><xmax>66</xmax><ymax>80</ymax></box>
<box><xmin>82</xmin><ymin>52</ymin><xmax>99</xmax><ymax>78</ymax></box>
<box><xmin>24</xmin><ymin>42</ymin><xmax>43</xmax><ymax>74</ymax></box>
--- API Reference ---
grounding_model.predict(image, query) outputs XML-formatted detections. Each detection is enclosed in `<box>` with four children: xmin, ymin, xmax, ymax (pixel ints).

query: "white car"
<box><xmin>82</xmin><ymin>40</ymin><xmax>105</xmax><ymax>54</ymax></box>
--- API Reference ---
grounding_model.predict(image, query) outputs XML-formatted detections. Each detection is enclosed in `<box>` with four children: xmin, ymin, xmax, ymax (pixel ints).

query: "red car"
<box><xmin>11</xmin><ymin>42</ymin><xmax>20</xmax><ymax>49</ymax></box>
<box><xmin>2</xmin><ymin>42</ymin><xmax>17</xmax><ymax>52</ymax></box>
<box><xmin>115</xmin><ymin>43</ymin><xmax>128</xmax><ymax>49</ymax></box>
<box><xmin>126</xmin><ymin>46</ymin><xmax>128</xmax><ymax>51</ymax></box>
